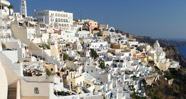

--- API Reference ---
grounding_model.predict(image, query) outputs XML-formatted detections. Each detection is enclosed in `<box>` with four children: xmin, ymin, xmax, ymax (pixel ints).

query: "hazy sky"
<box><xmin>9</xmin><ymin>0</ymin><xmax>186</xmax><ymax>39</ymax></box>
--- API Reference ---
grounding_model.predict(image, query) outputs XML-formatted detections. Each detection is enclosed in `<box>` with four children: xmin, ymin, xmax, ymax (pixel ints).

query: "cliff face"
<box><xmin>145</xmin><ymin>68</ymin><xmax>186</xmax><ymax>99</ymax></box>
<box><xmin>134</xmin><ymin>35</ymin><xmax>186</xmax><ymax>99</ymax></box>
<box><xmin>163</xmin><ymin>46</ymin><xmax>186</xmax><ymax>68</ymax></box>
<box><xmin>133</xmin><ymin>34</ymin><xmax>186</xmax><ymax>68</ymax></box>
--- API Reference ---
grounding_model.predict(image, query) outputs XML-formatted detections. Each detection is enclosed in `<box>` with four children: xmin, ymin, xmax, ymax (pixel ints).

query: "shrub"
<box><xmin>63</xmin><ymin>53</ymin><xmax>69</xmax><ymax>61</ymax></box>
<box><xmin>58</xmin><ymin>91</ymin><xmax>66</xmax><ymax>96</ymax></box>
<box><xmin>17</xmin><ymin>60</ymin><xmax>20</xmax><ymax>63</ymax></box>
<box><xmin>155</xmin><ymin>66</ymin><xmax>162</xmax><ymax>75</ymax></box>
<box><xmin>99</xmin><ymin>59</ymin><xmax>106</xmax><ymax>69</ymax></box>
<box><xmin>90</xmin><ymin>49</ymin><xmax>99</xmax><ymax>59</ymax></box>
<box><xmin>164</xmin><ymin>71</ymin><xmax>173</xmax><ymax>80</ymax></box>
<box><xmin>45</xmin><ymin>68</ymin><xmax>52</xmax><ymax>76</ymax></box>
<box><xmin>8</xmin><ymin>4</ymin><xmax>14</xmax><ymax>9</ymax></box>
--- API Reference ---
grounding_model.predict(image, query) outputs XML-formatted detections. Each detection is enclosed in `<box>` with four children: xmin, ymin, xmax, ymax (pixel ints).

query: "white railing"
<box><xmin>54</xmin><ymin>93</ymin><xmax>102</xmax><ymax>99</ymax></box>
<box><xmin>23</xmin><ymin>76</ymin><xmax>60</xmax><ymax>83</ymax></box>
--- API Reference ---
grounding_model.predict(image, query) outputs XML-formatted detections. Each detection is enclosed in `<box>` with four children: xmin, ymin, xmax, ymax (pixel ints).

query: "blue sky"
<box><xmin>9</xmin><ymin>0</ymin><xmax>186</xmax><ymax>39</ymax></box>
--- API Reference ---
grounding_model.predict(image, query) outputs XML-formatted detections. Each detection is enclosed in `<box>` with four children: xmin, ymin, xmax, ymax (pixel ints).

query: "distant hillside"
<box><xmin>135</xmin><ymin>35</ymin><xmax>186</xmax><ymax>47</ymax></box>
<box><xmin>116</xmin><ymin>30</ymin><xmax>186</xmax><ymax>47</ymax></box>
<box><xmin>122</xmin><ymin>32</ymin><xmax>186</xmax><ymax>99</ymax></box>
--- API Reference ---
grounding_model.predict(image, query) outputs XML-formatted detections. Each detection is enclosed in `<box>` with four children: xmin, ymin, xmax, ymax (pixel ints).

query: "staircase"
<box><xmin>11</xmin><ymin>21</ymin><xmax>61</xmax><ymax>67</ymax></box>
<box><xmin>8</xmin><ymin>87</ymin><xmax>16</xmax><ymax>99</ymax></box>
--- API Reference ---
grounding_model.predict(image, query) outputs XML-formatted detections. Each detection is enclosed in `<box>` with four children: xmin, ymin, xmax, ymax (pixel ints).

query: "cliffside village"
<box><xmin>0</xmin><ymin>0</ymin><xmax>180</xmax><ymax>99</ymax></box>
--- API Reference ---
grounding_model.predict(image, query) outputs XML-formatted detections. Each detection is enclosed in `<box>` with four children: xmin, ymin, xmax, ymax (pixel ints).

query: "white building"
<box><xmin>61</xmin><ymin>31</ymin><xmax>78</xmax><ymax>43</ymax></box>
<box><xmin>20</xmin><ymin>0</ymin><xmax>27</xmax><ymax>17</ymax></box>
<box><xmin>0</xmin><ymin>0</ymin><xmax>12</xmax><ymax>38</ymax></box>
<box><xmin>90</xmin><ymin>41</ymin><xmax>108</xmax><ymax>50</ymax></box>
<box><xmin>75</xmin><ymin>30</ymin><xmax>90</xmax><ymax>38</ymax></box>
<box><xmin>34</xmin><ymin>10</ymin><xmax>73</xmax><ymax>30</ymax></box>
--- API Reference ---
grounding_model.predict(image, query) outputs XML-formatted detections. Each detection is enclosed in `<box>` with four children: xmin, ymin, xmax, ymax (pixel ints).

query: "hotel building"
<box><xmin>34</xmin><ymin>10</ymin><xmax>73</xmax><ymax>31</ymax></box>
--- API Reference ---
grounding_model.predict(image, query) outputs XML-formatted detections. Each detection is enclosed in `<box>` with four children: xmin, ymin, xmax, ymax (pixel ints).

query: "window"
<box><xmin>91</xmin><ymin>70</ymin><xmax>93</xmax><ymax>73</ymax></box>
<box><xmin>34</xmin><ymin>87</ymin><xmax>39</xmax><ymax>94</ymax></box>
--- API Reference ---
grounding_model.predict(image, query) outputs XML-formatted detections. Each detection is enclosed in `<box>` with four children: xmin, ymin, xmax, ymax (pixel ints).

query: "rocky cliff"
<box><xmin>134</xmin><ymin>35</ymin><xmax>186</xmax><ymax>99</ymax></box>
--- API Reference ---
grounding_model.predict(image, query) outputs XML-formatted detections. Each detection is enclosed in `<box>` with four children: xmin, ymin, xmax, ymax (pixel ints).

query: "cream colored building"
<box><xmin>0</xmin><ymin>61</ymin><xmax>8</xmax><ymax>99</ymax></box>
<box><xmin>82</xmin><ymin>19</ymin><xmax>99</xmax><ymax>32</ymax></box>
<box><xmin>34</xmin><ymin>10</ymin><xmax>73</xmax><ymax>30</ymax></box>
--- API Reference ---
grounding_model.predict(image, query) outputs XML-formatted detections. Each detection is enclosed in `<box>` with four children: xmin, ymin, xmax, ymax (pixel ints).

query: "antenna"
<box><xmin>80</xmin><ymin>14</ymin><xmax>82</xmax><ymax>21</ymax></box>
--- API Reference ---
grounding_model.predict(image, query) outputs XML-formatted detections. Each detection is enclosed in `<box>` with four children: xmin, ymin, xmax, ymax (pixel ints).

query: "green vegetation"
<box><xmin>99</xmin><ymin>59</ymin><xmax>106</xmax><ymax>69</ymax></box>
<box><xmin>55</xmin><ymin>91</ymin><xmax>68</xmax><ymax>96</ymax></box>
<box><xmin>134</xmin><ymin>31</ymin><xmax>186</xmax><ymax>98</ymax></box>
<box><xmin>169</xmin><ymin>68</ymin><xmax>177</xmax><ymax>74</ymax></box>
<box><xmin>77</xmin><ymin>51</ymin><xmax>81</xmax><ymax>55</ymax></box>
<box><xmin>129</xmin><ymin>85</ymin><xmax>135</xmax><ymax>91</ymax></box>
<box><xmin>8</xmin><ymin>4</ymin><xmax>14</xmax><ymax>9</ymax></box>
<box><xmin>63</xmin><ymin>53</ymin><xmax>70</xmax><ymax>61</ymax></box>
<box><xmin>131</xmin><ymin>75</ymin><xmax>137</xmax><ymax>80</ymax></box>
<box><xmin>115</xmin><ymin>29</ymin><xmax>124</xmax><ymax>33</ymax></box>
<box><xmin>164</xmin><ymin>71</ymin><xmax>174</xmax><ymax>80</ymax></box>
<box><xmin>164</xmin><ymin>68</ymin><xmax>177</xmax><ymax>80</ymax></box>
<box><xmin>154</xmin><ymin>66</ymin><xmax>162</xmax><ymax>75</ymax></box>
<box><xmin>34</xmin><ymin>69</ymin><xmax>42</xmax><ymax>72</ymax></box>
<box><xmin>69</xmin><ymin>68</ymin><xmax>75</xmax><ymax>71</ymax></box>
<box><xmin>17</xmin><ymin>60</ymin><xmax>20</xmax><ymax>63</ymax></box>
<box><xmin>67</xmin><ymin>67</ymin><xmax>75</xmax><ymax>72</ymax></box>
<box><xmin>82</xmin><ymin>25</ymin><xmax>89</xmax><ymax>31</ymax></box>
<box><xmin>45</xmin><ymin>68</ymin><xmax>52</xmax><ymax>76</ymax></box>
<box><xmin>90</xmin><ymin>49</ymin><xmax>99</xmax><ymax>59</ymax></box>
<box><xmin>39</xmin><ymin>43</ymin><xmax>50</xmax><ymax>49</ymax></box>
<box><xmin>151</xmin><ymin>91</ymin><xmax>161</xmax><ymax>99</ymax></box>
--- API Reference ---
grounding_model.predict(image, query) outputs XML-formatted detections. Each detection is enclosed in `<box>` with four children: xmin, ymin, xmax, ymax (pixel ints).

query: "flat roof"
<box><xmin>34</xmin><ymin>10</ymin><xmax>73</xmax><ymax>14</ymax></box>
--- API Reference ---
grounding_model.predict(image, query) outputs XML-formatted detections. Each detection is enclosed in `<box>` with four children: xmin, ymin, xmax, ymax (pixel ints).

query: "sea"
<box><xmin>165</xmin><ymin>38</ymin><xmax>186</xmax><ymax>58</ymax></box>
<box><xmin>157</xmin><ymin>38</ymin><xmax>186</xmax><ymax>58</ymax></box>
<box><xmin>177</xmin><ymin>46</ymin><xmax>186</xmax><ymax>58</ymax></box>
